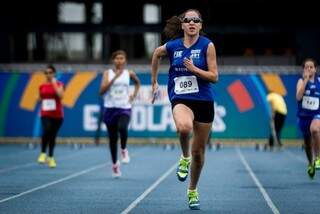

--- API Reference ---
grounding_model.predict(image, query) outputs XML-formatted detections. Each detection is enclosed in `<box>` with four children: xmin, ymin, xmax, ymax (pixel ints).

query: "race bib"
<box><xmin>110</xmin><ymin>85</ymin><xmax>127</xmax><ymax>99</ymax></box>
<box><xmin>42</xmin><ymin>99</ymin><xmax>56</xmax><ymax>111</ymax></box>
<box><xmin>174</xmin><ymin>76</ymin><xmax>199</xmax><ymax>95</ymax></box>
<box><xmin>302</xmin><ymin>96</ymin><xmax>319</xmax><ymax>110</ymax></box>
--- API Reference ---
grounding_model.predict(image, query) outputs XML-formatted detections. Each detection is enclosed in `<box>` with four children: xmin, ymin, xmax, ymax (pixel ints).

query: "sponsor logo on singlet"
<box><xmin>190</xmin><ymin>49</ymin><xmax>201</xmax><ymax>59</ymax></box>
<box><xmin>174</xmin><ymin>51</ymin><xmax>183</xmax><ymax>58</ymax></box>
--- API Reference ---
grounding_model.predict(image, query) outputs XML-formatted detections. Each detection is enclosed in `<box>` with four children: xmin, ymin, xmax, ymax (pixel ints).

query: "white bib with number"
<box><xmin>42</xmin><ymin>99</ymin><xmax>56</xmax><ymax>111</ymax></box>
<box><xmin>110</xmin><ymin>85</ymin><xmax>127</xmax><ymax>100</ymax></box>
<box><xmin>302</xmin><ymin>96</ymin><xmax>319</xmax><ymax>110</ymax></box>
<box><xmin>104</xmin><ymin>69</ymin><xmax>131</xmax><ymax>109</ymax></box>
<box><xmin>174</xmin><ymin>75</ymin><xmax>199</xmax><ymax>95</ymax></box>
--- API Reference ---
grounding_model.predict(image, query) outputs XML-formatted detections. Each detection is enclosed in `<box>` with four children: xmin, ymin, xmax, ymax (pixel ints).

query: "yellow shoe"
<box><xmin>37</xmin><ymin>153</ymin><xmax>47</xmax><ymax>164</ymax></box>
<box><xmin>47</xmin><ymin>157</ymin><xmax>57</xmax><ymax>168</ymax></box>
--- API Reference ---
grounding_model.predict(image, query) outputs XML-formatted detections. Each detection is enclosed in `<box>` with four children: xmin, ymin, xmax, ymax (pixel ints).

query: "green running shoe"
<box><xmin>315</xmin><ymin>158</ymin><xmax>320</xmax><ymax>170</ymax></box>
<box><xmin>188</xmin><ymin>189</ymin><xmax>200</xmax><ymax>210</ymax></box>
<box><xmin>307</xmin><ymin>163</ymin><xmax>316</xmax><ymax>179</ymax></box>
<box><xmin>176</xmin><ymin>156</ymin><xmax>191</xmax><ymax>182</ymax></box>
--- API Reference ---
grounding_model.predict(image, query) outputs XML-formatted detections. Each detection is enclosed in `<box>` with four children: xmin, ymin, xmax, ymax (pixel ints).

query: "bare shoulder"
<box><xmin>156</xmin><ymin>45</ymin><xmax>167</xmax><ymax>56</ymax></box>
<box><xmin>207</xmin><ymin>42</ymin><xmax>216</xmax><ymax>51</ymax></box>
<box><xmin>296</xmin><ymin>78</ymin><xmax>304</xmax><ymax>85</ymax></box>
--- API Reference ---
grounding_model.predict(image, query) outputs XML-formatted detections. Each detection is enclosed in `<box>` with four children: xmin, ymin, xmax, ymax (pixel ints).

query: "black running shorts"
<box><xmin>171</xmin><ymin>99</ymin><xmax>214</xmax><ymax>123</ymax></box>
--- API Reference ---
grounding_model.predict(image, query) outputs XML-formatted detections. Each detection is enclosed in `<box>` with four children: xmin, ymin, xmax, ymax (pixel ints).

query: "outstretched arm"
<box><xmin>151</xmin><ymin>45</ymin><xmax>167</xmax><ymax>103</ymax></box>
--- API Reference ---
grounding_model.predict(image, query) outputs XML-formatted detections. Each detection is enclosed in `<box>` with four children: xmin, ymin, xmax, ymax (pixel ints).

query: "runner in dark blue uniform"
<box><xmin>296</xmin><ymin>58</ymin><xmax>320</xmax><ymax>179</ymax></box>
<box><xmin>151</xmin><ymin>9</ymin><xmax>218</xmax><ymax>210</ymax></box>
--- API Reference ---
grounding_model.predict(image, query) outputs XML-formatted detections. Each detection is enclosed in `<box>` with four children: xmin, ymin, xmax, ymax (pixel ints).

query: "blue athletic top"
<box><xmin>165</xmin><ymin>36</ymin><xmax>214</xmax><ymax>102</ymax></box>
<box><xmin>297</xmin><ymin>76</ymin><xmax>320</xmax><ymax>117</ymax></box>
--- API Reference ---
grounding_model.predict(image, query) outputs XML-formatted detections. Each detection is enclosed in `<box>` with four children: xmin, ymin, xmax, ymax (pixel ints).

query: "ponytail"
<box><xmin>163</xmin><ymin>15</ymin><xmax>183</xmax><ymax>40</ymax></box>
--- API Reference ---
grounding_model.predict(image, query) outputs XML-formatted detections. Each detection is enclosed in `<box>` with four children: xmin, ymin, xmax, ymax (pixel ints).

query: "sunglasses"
<box><xmin>182</xmin><ymin>17</ymin><xmax>202</xmax><ymax>23</ymax></box>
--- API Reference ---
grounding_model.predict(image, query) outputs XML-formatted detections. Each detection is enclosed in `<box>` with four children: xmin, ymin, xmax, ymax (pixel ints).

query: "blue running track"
<box><xmin>0</xmin><ymin>144</ymin><xmax>319</xmax><ymax>214</ymax></box>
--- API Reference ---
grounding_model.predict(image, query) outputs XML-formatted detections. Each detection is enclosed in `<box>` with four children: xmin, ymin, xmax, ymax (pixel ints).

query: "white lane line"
<box><xmin>0</xmin><ymin>162</ymin><xmax>36</xmax><ymax>173</ymax></box>
<box><xmin>236</xmin><ymin>147</ymin><xmax>280</xmax><ymax>214</ymax></box>
<box><xmin>0</xmin><ymin>150</ymin><xmax>89</xmax><ymax>174</ymax></box>
<box><xmin>284</xmin><ymin>150</ymin><xmax>306</xmax><ymax>164</ymax></box>
<box><xmin>0</xmin><ymin>162</ymin><xmax>108</xmax><ymax>203</ymax></box>
<box><xmin>0</xmin><ymin>150</ymin><xmax>33</xmax><ymax>159</ymax></box>
<box><xmin>121</xmin><ymin>162</ymin><xmax>177</xmax><ymax>214</ymax></box>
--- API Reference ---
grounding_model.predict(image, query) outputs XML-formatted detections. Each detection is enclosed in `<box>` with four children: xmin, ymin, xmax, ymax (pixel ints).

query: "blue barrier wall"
<box><xmin>0</xmin><ymin>71</ymin><xmax>301</xmax><ymax>138</ymax></box>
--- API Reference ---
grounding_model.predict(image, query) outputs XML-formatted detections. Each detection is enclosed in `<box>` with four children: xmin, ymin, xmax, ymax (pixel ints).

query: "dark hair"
<box><xmin>302</xmin><ymin>58</ymin><xmax>317</xmax><ymax>68</ymax></box>
<box><xmin>47</xmin><ymin>65</ymin><xmax>56</xmax><ymax>73</ymax></box>
<box><xmin>111</xmin><ymin>50</ymin><xmax>127</xmax><ymax>60</ymax></box>
<box><xmin>163</xmin><ymin>9</ymin><xmax>203</xmax><ymax>40</ymax></box>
